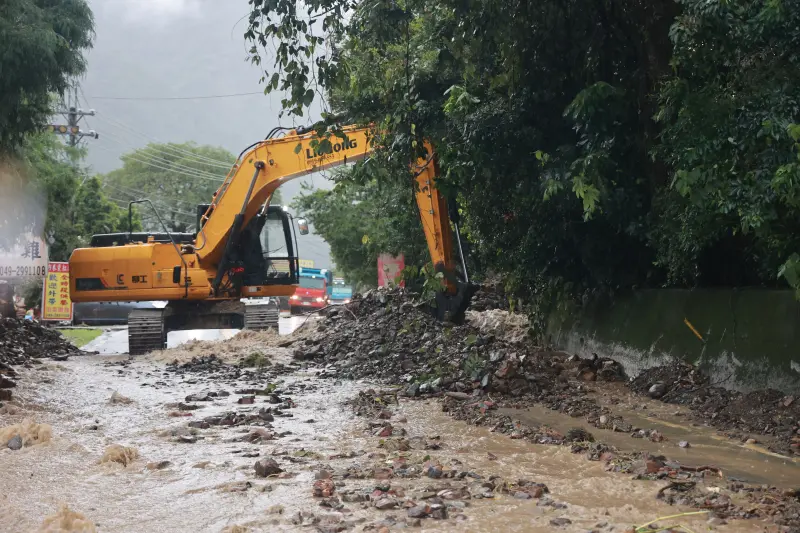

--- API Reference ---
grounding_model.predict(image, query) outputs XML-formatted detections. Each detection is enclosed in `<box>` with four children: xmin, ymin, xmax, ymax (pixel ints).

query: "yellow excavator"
<box><xmin>69</xmin><ymin>125</ymin><xmax>475</xmax><ymax>354</ymax></box>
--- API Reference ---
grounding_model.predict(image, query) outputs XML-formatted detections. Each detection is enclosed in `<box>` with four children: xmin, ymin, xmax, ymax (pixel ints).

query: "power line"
<box><xmin>91</xmin><ymin>112</ymin><xmax>236</xmax><ymax>169</ymax></box>
<box><xmin>105</xmin><ymin>182</ymin><xmax>202</xmax><ymax>213</ymax></box>
<box><xmin>89</xmin><ymin>91</ymin><xmax>263</xmax><ymax>101</ymax></box>
<box><xmin>97</xmin><ymin>129</ymin><xmax>228</xmax><ymax>181</ymax></box>
<box><xmin>104</xmin><ymin>184</ymin><xmax>199</xmax><ymax>218</ymax></box>
<box><xmin>93</xmin><ymin>143</ymin><xmax>226</xmax><ymax>183</ymax></box>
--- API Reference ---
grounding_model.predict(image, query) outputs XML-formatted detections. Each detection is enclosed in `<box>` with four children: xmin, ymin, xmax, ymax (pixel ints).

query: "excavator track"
<box><xmin>243</xmin><ymin>303</ymin><xmax>280</xmax><ymax>331</ymax></box>
<box><xmin>128</xmin><ymin>308</ymin><xmax>166</xmax><ymax>355</ymax></box>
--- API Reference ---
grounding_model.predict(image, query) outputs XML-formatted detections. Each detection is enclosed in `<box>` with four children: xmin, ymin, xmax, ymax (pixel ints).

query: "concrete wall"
<box><xmin>547</xmin><ymin>289</ymin><xmax>800</xmax><ymax>394</ymax></box>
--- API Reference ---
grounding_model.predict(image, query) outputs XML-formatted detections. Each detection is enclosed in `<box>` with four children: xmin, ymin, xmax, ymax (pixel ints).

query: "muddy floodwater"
<box><xmin>0</xmin><ymin>329</ymin><xmax>789</xmax><ymax>532</ymax></box>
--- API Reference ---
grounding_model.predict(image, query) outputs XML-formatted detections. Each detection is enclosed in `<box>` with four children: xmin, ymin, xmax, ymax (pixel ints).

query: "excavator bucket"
<box><xmin>431</xmin><ymin>280</ymin><xmax>478</xmax><ymax>324</ymax></box>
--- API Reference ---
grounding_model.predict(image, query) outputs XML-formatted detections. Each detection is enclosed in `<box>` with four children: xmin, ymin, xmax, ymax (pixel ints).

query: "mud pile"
<box><xmin>0</xmin><ymin>318</ymin><xmax>81</xmax><ymax>364</ymax></box>
<box><xmin>292</xmin><ymin>288</ymin><xmax>624</xmax><ymax>399</ymax></box>
<box><xmin>632</xmin><ymin>362</ymin><xmax>800</xmax><ymax>454</ymax></box>
<box><xmin>0</xmin><ymin>318</ymin><xmax>82</xmax><ymax>402</ymax></box>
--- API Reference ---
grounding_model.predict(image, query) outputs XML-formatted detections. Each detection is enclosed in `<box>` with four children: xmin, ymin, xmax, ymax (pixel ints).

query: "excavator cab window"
<box><xmin>237</xmin><ymin>205</ymin><xmax>299</xmax><ymax>286</ymax></box>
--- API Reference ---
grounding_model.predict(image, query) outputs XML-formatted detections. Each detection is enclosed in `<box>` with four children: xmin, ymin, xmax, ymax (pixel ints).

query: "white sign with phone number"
<box><xmin>0</xmin><ymin>233</ymin><xmax>49</xmax><ymax>280</ymax></box>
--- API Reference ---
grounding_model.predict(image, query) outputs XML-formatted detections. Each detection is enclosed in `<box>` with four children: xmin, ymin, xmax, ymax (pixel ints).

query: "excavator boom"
<box><xmin>69</xmin><ymin>126</ymin><xmax>475</xmax><ymax>353</ymax></box>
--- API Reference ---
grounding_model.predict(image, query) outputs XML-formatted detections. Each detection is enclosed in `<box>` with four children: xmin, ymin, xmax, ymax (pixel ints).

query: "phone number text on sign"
<box><xmin>0</xmin><ymin>265</ymin><xmax>47</xmax><ymax>278</ymax></box>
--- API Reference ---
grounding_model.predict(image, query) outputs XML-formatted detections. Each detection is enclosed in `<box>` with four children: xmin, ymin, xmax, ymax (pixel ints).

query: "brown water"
<box><xmin>0</xmin><ymin>354</ymin><xmax>779</xmax><ymax>533</ymax></box>
<box><xmin>497</xmin><ymin>402</ymin><xmax>800</xmax><ymax>488</ymax></box>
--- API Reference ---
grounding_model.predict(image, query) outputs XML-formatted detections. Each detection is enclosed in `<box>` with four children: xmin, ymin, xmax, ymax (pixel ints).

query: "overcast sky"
<box><xmin>79</xmin><ymin>0</ymin><xmax>334</xmax><ymax>268</ymax></box>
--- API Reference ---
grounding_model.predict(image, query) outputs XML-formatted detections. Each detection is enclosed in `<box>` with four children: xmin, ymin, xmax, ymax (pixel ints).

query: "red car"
<box><xmin>289</xmin><ymin>275</ymin><xmax>328</xmax><ymax>313</ymax></box>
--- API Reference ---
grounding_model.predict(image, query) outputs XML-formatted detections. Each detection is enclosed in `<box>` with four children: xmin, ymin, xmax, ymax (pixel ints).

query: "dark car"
<box><xmin>72</xmin><ymin>301</ymin><xmax>163</xmax><ymax>325</ymax></box>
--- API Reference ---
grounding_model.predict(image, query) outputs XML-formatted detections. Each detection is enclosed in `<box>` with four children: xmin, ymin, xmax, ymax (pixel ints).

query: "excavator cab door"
<box><xmin>250</xmin><ymin>206</ymin><xmax>299</xmax><ymax>285</ymax></box>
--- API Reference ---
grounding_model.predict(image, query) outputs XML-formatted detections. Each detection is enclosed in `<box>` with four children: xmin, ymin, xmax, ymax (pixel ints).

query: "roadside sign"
<box><xmin>299</xmin><ymin>259</ymin><xmax>315</xmax><ymax>268</ymax></box>
<box><xmin>41</xmin><ymin>262</ymin><xmax>72</xmax><ymax>321</ymax></box>
<box><xmin>0</xmin><ymin>233</ymin><xmax>48</xmax><ymax>280</ymax></box>
<box><xmin>378</xmin><ymin>254</ymin><xmax>405</xmax><ymax>287</ymax></box>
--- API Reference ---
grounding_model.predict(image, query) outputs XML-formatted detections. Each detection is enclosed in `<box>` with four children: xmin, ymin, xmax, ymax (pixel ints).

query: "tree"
<box><xmin>292</xmin><ymin>174</ymin><xmax>427</xmax><ymax>289</ymax></box>
<box><xmin>100</xmin><ymin>143</ymin><xmax>281</xmax><ymax>233</ymax></box>
<box><xmin>245</xmin><ymin>0</ymin><xmax>800</xmax><ymax>315</ymax></box>
<box><xmin>0</xmin><ymin>0</ymin><xmax>94</xmax><ymax>152</ymax></box>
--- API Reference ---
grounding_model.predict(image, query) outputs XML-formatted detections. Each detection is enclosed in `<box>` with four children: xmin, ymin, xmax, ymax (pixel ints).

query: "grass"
<box><xmin>57</xmin><ymin>328</ymin><xmax>103</xmax><ymax>347</ymax></box>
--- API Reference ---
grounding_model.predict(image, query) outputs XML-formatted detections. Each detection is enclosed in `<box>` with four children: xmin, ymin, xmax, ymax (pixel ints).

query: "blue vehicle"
<box><xmin>330</xmin><ymin>278</ymin><xmax>353</xmax><ymax>305</ymax></box>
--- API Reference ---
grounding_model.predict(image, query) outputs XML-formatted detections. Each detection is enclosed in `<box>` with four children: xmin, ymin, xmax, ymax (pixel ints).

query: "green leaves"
<box><xmin>0</xmin><ymin>0</ymin><xmax>94</xmax><ymax>151</ymax></box>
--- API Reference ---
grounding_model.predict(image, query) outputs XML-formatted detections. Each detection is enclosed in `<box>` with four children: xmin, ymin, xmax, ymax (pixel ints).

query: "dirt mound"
<box><xmin>0</xmin><ymin>319</ymin><xmax>82</xmax><ymax>403</ymax></box>
<box><xmin>292</xmin><ymin>288</ymin><xmax>624</xmax><ymax>398</ymax></box>
<box><xmin>149</xmin><ymin>326</ymin><xmax>314</xmax><ymax>365</ymax></box>
<box><xmin>0</xmin><ymin>318</ymin><xmax>81</xmax><ymax>365</ymax></box>
<box><xmin>465</xmin><ymin>308</ymin><xmax>530</xmax><ymax>344</ymax></box>
<box><xmin>35</xmin><ymin>504</ymin><xmax>96</xmax><ymax>533</ymax></box>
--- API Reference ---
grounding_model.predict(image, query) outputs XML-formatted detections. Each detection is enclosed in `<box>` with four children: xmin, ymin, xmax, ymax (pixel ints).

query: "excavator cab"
<box><xmin>236</xmin><ymin>205</ymin><xmax>300</xmax><ymax>288</ymax></box>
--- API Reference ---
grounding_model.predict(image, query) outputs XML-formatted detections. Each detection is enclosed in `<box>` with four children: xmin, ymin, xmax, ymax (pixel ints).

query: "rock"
<box><xmin>407</xmin><ymin>504</ymin><xmax>429</xmax><ymax>518</ymax></box>
<box><xmin>374</xmin><ymin>497</ymin><xmax>397</xmax><ymax>510</ymax></box>
<box><xmin>678</xmin><ymin>440</ymin><xmax>690</xmax><ymax>448</ymax></box>
<box><xmin>0</xmin><ymin>389</ymin><xmax>11</xmax><ymax>401</ymax></box>
<box><xmin>188</xmin><ymin>421</ymin><xmax>210</xmax><ymax>429</ymax></box>
<box><xmin>146</xmin><ymin>460</ymin><xmax>172</xmax><ymax>470</ymax></box>
<box><xmin>109</xmin><ymin>391</ymin><xmax>132</xmax><ymax>404</ymax></box>
<box><xmin>185</xmin><ymin>393</ymin><xmax>211</xmax><ymax>402</ymax></box>
<box><xmin>444</xmin><ymin>391</ymin><xmax>471</xmax><ymax>400</ymax></box>
<box><xmin>598</xmin><ymin>415</ymin><xmax>608</xmax><ymax>425</ymax></box>
<box><xmin>644</xmin><ymin>456</ymin><xmax>664</xmax><ymax>474</ymax></box>
<box><xmin>254</xmin><ymin>458</ymin><xmax>283</xmax><ymax>477</ymax></box>
<box><xmin>426</xmin><ymin>466</ymin><xmax>443</xmax><ymax>479</ymax></box>
<box><xmin>404</xmin><ymin>383</ymin><xmax>420</xmax><ymax>397</ymax></box>
<box><xmin>375</xmin><ymin>425</ymin><xmax>393</xmax><ymax>438</ymax></box>
<box><xmin>7</xmin><ymin>434</ymin><xmax>22</xmax><ymax>450</ymax></box>
<box><xmin>313</xmin><ymin>478</ymin><xmax>336</xmax><ymax>497</ymax></box>
<box><xmin>237</xmin><ymin>396</ymin><xmax>255</xmax><ymax>405</ymax></box>
<box><xmin>513</xmin><ymin>491</ymin><xmax>531</xmax><ymax>499</ymax></box>
<box><xmin>745</xmin><ymin>438</ymin><xmax>758</xmax><ymax>445</ymax></box>
<box><xmin>550</xmin><ymin>517</ymin><xmax>572</xmax><ymax>527</ymax></box>
<box><xmin>0</xmin><ymin>375</ymin><xmax>16</xmax><ymax>388</ymax></box>
<box><xmin>707</xmin><ymin>516</ymin><xmax>727</xmax><ymax>526</ymax></box>
<box><xmin>648</xmin><ymin>383</ymin><xmax>668</xmax><ymax>398</ymax></box>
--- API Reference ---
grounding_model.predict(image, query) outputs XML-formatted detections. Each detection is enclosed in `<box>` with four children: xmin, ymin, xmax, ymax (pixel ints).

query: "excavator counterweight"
<box><xmin>69</xmin><ymin>127</ymin><xmax>475</xmax><ymax>354</ymax></box>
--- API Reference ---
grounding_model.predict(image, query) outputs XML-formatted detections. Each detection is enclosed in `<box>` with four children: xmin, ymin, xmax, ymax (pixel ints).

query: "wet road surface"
<box><xmin>0</xmin><ymin>320</ymin><xmax>783</xmax><ymax>533</ymax></box>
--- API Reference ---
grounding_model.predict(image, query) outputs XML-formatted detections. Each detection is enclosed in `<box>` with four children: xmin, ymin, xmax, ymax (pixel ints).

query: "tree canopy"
<box><xmin>0</xmin><ymin>0</ymin><xmax>94</xmax><ymax>152</ymax></box>
<box><xmin>246</xmin><ymin>0</ymin><xmax>800</xmax><ymax>305</ymax></box>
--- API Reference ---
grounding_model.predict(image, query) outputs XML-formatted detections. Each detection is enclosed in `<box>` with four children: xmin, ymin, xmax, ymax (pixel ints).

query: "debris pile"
<box><xmin>292</xmin><ymin>287</ymin><xmax>624</xmax><ymax>399</ymax></box>
<box><xmin>0</xmin><ymin>318</ymin><xmax>81</xmax><ymax>365</ymax></box>
<box><xmin>0</xmin><ymin>318</ymin><xmax>82</xmax><ymax>403</ymax></box>
<box><xmin>293</xmin><ymin>287</ymin><xmax>799</xmax><ymax>457</ymax></box>
<box><xmin>632</xmin><ymin>362</ymin><xmax>800</xmax><ymax>455</ymax></box>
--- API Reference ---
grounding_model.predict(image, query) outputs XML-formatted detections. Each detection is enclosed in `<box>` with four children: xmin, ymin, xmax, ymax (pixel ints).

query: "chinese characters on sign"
<box><xmin>41</xmin><ymin>262</ymin><xmax>72</xmax><ymax>321</ymax></box>
<box><xmin>0</xmin><ymin>233</ymin><xmax>49</xmax><ymax>279</ymax></box>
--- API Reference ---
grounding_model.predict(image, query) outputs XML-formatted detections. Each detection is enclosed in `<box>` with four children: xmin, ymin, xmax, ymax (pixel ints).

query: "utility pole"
<box><xmin>47</xmin><ymin>83</ymin><xmax>99</xmax><ymax>146</ymax></box>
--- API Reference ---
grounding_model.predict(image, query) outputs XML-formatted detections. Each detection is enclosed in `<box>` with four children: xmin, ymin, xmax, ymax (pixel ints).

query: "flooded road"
<box><xmin>0</xmin><ymin>321</ymin><xmax>786</xmax><ymax>532</ymax></box>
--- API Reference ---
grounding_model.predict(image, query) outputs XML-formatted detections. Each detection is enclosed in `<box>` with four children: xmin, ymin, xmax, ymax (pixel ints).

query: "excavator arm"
<box><xmin>195</xmin><ymin>126</ymin><xmax>474</xmax><ymax>316</ymax></box>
